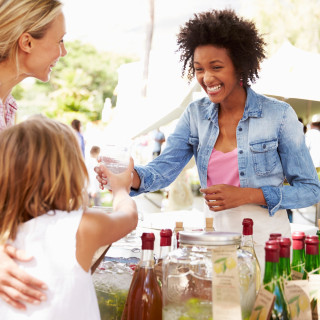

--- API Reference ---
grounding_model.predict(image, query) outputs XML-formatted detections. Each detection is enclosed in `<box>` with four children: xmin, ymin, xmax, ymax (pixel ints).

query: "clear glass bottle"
<box><xmin>162</xmin><ymin>231</ymin><xmax>256</xmax><ymax>320</ymax></box>
<box><xmin>155</xmin><ymin>229</ymin><xmax>172</xmax><ymax>288</ymax></box>
<box><xmin>279</xmin><ymin>237</ymin><xmax>292</xmax><ymax>280</ymax></box>
<box><xmin>303</xmin><ymin>235</ymin><xmax>319</xmax><ymax>279</ymax></box>
<box><xmin>122</xmin><ymin>233</ymin><xmax>162</xmax><ymax>320</ymax></box>
<box><xmin>263</xmin><ymin>240</ymin><xmax>289</xmax><ymax>320</ymax></box>
<box><xmin>240</xmin><ymin>218</ymin><xmax>261</xmax><ymax>293</ymax></box>
<box><xmin>291</xmin><ymin>231</ymin><xmax>305</xmax><ymax>276</ymax></box>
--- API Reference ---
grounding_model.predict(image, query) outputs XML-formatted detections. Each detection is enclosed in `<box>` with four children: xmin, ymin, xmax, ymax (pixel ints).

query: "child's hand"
<box><xmin>97</xmin><ymin>157</ymin><xmax>134</xmax><ymax>193</ymax></box>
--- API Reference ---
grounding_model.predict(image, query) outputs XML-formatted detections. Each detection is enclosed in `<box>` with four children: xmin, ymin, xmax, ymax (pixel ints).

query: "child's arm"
<box><xmin>76</xmin><ymin>158</ymin><xmax>138</xmax><ymax>271</ymax></box>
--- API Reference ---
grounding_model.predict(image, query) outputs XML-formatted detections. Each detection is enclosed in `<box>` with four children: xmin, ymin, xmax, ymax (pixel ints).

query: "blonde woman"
<box><xmin>0</xmin><ymin>0</ymin><xmax>67</xmax><ymax>131</ymax></box>
<box><xmin>0</xmin><ymin>115</ymin><xmax>138</xmax><ymax>318</ymax></box>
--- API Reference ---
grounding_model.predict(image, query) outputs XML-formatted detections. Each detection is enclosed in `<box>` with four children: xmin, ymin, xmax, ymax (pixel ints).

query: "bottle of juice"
<box><xmin>124</xmin><ymin>233</ymin><xmax>162</xmax><ymax>320</ymax></box>
<box><xmin>155</xmin><ymin>229</ymin><xmax>172</xmax><ymax>288</ymax></box>
<box><xmin>240</xmin><ymin>218</ymin><xmax>261</xmax><ymax>292</ymax></box>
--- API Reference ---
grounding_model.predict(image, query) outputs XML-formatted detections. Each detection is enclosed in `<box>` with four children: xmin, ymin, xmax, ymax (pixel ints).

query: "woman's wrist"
<box><xmin>244</xmin><ymin>187</ymin><xmax>266</xmax><ymax>206</ymax></box>
<box><xmin>131</xmin><ymin>169</ymin><xmax>141</xmax><ymax>190</ymax></box>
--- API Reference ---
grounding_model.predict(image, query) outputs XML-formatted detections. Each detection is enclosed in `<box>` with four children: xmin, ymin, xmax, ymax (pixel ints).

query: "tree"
<box><xmin>15</xmin><ymin>40</ymin><xmax>136</xmax><ymax>124</ymax></box>
<box><xmin>240</xmin><ymin>0</ymin><xmax>320</xmax><ymax>56</ymax></box>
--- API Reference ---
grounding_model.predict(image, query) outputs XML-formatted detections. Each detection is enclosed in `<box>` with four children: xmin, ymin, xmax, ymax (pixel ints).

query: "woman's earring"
<box><xmin>239</xmin><ymin>78</ymin><xmax>243</xmax><ymax>87</ymax></box>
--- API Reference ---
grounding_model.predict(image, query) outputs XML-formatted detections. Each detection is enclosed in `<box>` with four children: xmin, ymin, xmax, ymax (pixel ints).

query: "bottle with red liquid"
<box><xmin>123</xmin><ymin>233</ymin><xmax>162</xmax><ymax>320</ymax></box>
<box><xmin>155</xmin><ymin>229</ymin><xmax>172</xmax><ymax>288</ymax></box>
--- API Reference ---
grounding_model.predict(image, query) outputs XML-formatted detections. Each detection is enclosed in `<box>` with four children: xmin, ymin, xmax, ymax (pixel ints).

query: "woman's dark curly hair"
<box><xmin>177</xmin><ymin>9</ymin><xmax>266</xmax><ymax>87</ymax></box>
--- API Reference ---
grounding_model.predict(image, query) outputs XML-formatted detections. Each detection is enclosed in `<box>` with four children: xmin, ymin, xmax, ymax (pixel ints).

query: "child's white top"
<box><xmin>1</xmin><ymin>209</ymin><xmax>100</xmax><ymax>320</ymax></box>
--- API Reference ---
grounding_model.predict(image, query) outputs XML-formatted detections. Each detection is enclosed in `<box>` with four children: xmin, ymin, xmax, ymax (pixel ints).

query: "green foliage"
<box><xmin>240</xmin><ymin>0</ymin><xmax>320</xmax><ymax>56</ymax></box>
<box><xmin>15</xmin><ymin>40</ymin><xmax>136</xmax><ymax>124</ymax></box>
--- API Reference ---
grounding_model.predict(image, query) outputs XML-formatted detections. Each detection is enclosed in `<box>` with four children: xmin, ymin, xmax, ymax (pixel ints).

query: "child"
<box><xmin>86</xmin><ymin>146</ymin><xmax>102</xmax><ymax>207</ymax></box>
<box><xmin>0</xmin><ymin>115</ymin><xmax>138</xmax><ymax>319</ymax></box>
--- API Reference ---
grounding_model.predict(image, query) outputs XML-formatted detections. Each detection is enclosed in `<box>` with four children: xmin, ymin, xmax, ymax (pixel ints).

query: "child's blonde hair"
<box><xmin>0</xmin><ymin>0</ymin><xmax>62</xmax><ymax>64</ymax></box>
<box><xmin>0</xmin><ymin>115</ymin><xmax>88</xmax><ymax>243</ymax></box>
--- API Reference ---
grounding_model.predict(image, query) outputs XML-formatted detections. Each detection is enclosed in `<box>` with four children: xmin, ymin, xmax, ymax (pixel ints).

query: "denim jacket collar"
<box><xmin>203</xmin><ymin>87</ymin><xmax>263</xmax><ymax>123</ymax></box>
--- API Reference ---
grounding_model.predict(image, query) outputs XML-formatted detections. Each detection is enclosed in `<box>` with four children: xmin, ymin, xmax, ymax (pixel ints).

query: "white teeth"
<box><xmin>207</xmin><ymin>85</ymin><xmax>221</xmax><ymax>93</ymax></box>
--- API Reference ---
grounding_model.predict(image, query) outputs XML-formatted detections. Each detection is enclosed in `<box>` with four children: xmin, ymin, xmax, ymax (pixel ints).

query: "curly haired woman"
<box><xmin>101</xmin><ymin>9</ymin><xmax>320</xmax><ymax>269</ymax></box>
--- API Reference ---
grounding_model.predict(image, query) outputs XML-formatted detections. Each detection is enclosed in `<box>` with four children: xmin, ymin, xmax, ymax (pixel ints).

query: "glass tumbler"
<box><xmin>99</xmin><ymin>144</ymin><xmax>130</xmax><ymax>190</ymax></box>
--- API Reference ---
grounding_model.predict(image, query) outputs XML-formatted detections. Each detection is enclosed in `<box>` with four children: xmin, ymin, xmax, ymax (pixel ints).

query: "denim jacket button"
<box><xmin>239</xmin><ymin>150</ymin><xmax>243</xmax><ymax>154</ymax></box>
<box><xmin>239</xmin><ymin>127</ymin><xmax>242</xmax><ymax>131</ymax></box>
<box><xmin>263</xmin><ymin>144</ymin><xmax>266</xmax><ymax>149</ymax></box>
<box><xmin>240</xmin><ymin>172</ymin><xmax>244</xmax><ymax>176</ymax></box>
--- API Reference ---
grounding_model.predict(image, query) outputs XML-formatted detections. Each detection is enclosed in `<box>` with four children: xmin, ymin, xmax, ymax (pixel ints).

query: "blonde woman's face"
<box><xmin>24</xmin><ymin>11</ymin><xmax>67</xmax><ymax>82</ymax></box>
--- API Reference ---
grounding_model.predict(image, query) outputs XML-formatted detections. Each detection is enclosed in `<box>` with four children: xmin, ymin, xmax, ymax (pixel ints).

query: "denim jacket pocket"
<box><xmin>250</xmin><ymin>139</ymin><xmax>279</xmax><ymax>176</ymax></box>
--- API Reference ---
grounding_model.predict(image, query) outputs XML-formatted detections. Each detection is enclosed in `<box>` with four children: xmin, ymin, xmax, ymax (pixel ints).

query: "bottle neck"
<box><xmin>279</xmin><ymin>257</ymin><xmax>291</xmax><ymax>279</ymax></box>
<box><xmin>305</xmin><ymin>253</ymin><xmax>319</xmax><ymax>273</ymax></box>
<box><xmin>241</xmin><ymin>234</ymin><xmax>254</xmax><ymax>248</ymax></box>
<box><xmin>159</xmin><ymin>245</ymin><xmax>171</xmax><ymax>260</ymax></box>
<box><xmin>263</xmin><ymin>261</ymin><xmax>280</xmax><ymax>284</ymax></box>
<box><xmin>140</xmin><ymin>249</ymin><xmax>154</xmax><ymax>267</ymax></box>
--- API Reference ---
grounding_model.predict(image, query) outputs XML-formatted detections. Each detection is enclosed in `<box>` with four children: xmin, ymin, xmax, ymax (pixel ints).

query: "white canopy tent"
<box><xmin>252</xmin><ymin>41</ymin><xmax>320</xmax><ymax>121</ymax></box>
<box><xmin>107</xmin><ymin>41</ymin><xmax>320</xmax><ymax>143</ymax></box>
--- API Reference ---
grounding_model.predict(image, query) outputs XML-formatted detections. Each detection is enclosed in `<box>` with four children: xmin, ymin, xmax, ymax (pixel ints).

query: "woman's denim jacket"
<box><xmin>131</xmin><ymin>87</ymin><xmax>320</xmax><ymax>216</ymax></box>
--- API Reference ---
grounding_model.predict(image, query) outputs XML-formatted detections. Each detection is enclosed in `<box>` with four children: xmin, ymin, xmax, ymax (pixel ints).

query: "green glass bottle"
<box><xmin>317</xmin><ymin>219</ymin><xmax>320</xmax><ymax>256</ymax></box>
<box><xmin>269</xmin><ymin>233</ymin><xmax>282</xmax><ymax>240</ymax></box>
<box><xmin>303</xmin><ymin>235</ymin><xmax>319</xmax><ymax>279</ymax></box>
<box><xmin>263</xmin><ymin>240</ymin><xmax>289</xmax><ymax>320</ymax></box>
<box><xmin>291</xmin><ymin>231</ymin><xmax>305</xmax><ymax>276</ymax></box>
<box><xmin>279</xmin><ymin>238</ymin><xmax>291</xmax><ymax>280</ymax></box>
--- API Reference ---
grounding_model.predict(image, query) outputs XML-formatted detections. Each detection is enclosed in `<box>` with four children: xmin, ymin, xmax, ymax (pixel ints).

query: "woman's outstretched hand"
<box><xmin>0</xmin><ymin>245</ymin><xmax>47</xmax><ymax>310</ymax></box>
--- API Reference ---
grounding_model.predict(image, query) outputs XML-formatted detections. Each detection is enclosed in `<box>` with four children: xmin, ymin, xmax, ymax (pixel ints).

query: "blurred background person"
<box><xmin>152</xmin><ymin>127</ymin><xmax>165</xmax><ymax>159</ymax></box>
<box><xmin>86</xmin><ymin>146</ymin><xmax>102</xmax><ymax>207</ymax></box>
<box><xmin>71</xmin><ymin>119</ymin><xmax>85</xmax><ymax>158</ymax></box>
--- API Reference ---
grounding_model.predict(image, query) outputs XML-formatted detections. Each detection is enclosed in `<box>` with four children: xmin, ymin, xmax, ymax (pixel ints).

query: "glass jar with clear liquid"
<box><xmin>162</xmin><ymin>231</ymin><xmax>257</xmax><ymax>320</ymax></box>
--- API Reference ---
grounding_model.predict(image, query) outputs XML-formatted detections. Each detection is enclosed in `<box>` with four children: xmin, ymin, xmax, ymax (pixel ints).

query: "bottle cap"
<box><xmin>205</xmin><ymin>217</ymin><xmax>214</xmax><ymax>231</ymax></box>
<box><xmin>160</xmin><ymin>229</ymin><xmax>172</xmax><ymax>246</ymax></box>
<box><xmin>265</xmin><ymin>241</ymin><xmax>280</xmax><ymax>262</ymax></box>
<box><xmin>279</xmin><ymin>237</ymin><xmax>291</xmax><ymax>258</ymax></box>
<box><xmin>242</xmin><ymin>218</ymin><xmax>253</xmax><ymax>235</ymax></box>
<box><xmin>306</xmin><ymin>236</ymin><xmax>319</xmax><ymax>255</ymax></box>
<box><xmin>141</xmin><ymin>232</ymin><xmax>155</xmax><ymax>250</ymax></box>
<box><xmin>269</xmin><ymin>233</ymin><xmax>282</xmax><ymax>240</ymax></box>
<box><xmin>174</xmin><ymin>221</ymin><xmax>184</xmax><ymax>232</ymax></box>
<box><xmin>292</xmin><ymin>231</ymin><xmax>305</xmax><ymax>250</ymax></box>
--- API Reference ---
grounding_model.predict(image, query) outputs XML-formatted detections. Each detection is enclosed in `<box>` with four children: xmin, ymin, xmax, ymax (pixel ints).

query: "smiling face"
<box><xmin>193</xmin><ymin>45</ymin><xmax>243</xmax><ymax>106</ymax></box>
<box><xmin>21</xmin><ymin>11</ymin><xmax>67</xmax><ymax>82</ymax></box>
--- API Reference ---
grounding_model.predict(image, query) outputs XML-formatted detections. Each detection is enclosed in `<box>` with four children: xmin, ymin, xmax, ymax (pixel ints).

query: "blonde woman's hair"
<box><xmin>0</xmin><ymin>115</ymin><xmax>88</xmax><ymax>244</ymax></box>
<box><xmin>0</xmin><ymin>0</ymin><xmax>63</xmax><ymax>64</ymax></box>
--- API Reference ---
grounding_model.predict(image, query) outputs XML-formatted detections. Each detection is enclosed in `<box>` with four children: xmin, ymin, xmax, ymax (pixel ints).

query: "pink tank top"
<box><xmin>207</xmin><ymin>148</ymin><xmax>240</xmax><ymax>187</ymax></box>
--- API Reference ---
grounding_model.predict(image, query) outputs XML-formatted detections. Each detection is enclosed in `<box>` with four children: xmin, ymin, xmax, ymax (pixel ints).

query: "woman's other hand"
<box><xmin>0</xmin><ymin>245</ymin><xmax>47</xmax><ymax>310</ymax></box>
<box><xmin>200</xmin><ymin>184</ymin><xmax>266</xmax><ymax>211</ymax></box>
